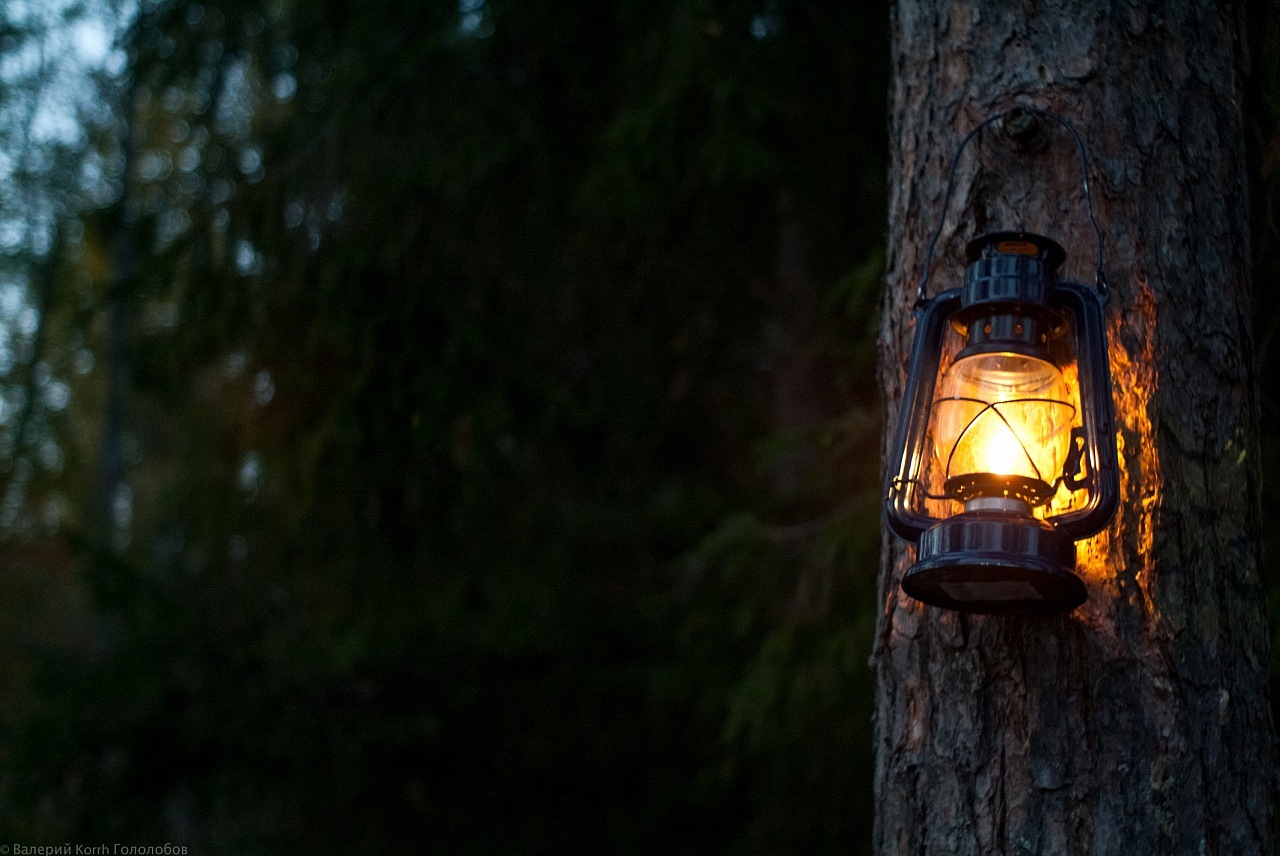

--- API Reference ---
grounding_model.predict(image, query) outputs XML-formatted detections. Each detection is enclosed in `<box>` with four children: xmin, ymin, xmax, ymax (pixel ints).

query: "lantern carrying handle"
<box><xmin>914</xmin><ymin>107</ymin><xmax>1109</xmax><ymax>308</ymax></box>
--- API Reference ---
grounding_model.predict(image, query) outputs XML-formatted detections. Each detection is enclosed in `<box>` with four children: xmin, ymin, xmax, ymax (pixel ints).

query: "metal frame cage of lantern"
<box><xmin>884</xmin><ymin>108</ymin><xmax>1120</xmax><ymax>615</ymax></box>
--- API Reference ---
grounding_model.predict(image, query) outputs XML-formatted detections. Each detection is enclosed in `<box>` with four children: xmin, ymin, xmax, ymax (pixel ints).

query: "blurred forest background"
<box><xmin>0</xmin><ymin>0</ymin><xmax>1274</xmax><ymax>853</ymax></box>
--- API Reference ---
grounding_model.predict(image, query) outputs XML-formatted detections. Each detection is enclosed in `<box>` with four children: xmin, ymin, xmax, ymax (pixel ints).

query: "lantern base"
<box><xmin>901</xmin><ymin>511</ymin><xmax>1085</xmax><ymax>614</ymax></box>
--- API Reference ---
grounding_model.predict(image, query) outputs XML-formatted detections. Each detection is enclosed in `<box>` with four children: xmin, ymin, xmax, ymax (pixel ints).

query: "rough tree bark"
<box><xmin>875</xmin><ymin>2</ymin><xmax>1274</xmax><ymax>854</ymax></box>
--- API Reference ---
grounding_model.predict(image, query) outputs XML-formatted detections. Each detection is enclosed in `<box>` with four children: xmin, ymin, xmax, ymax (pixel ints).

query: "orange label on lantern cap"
<box><xmin>997</xmin><ymin>240</ymin><xmax>1039</xmax><ymax>256</ymax></box>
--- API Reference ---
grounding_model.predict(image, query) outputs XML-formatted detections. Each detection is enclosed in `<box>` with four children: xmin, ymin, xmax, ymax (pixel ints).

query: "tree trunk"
<box><xmin>875</xmin><ymin>2</ymin><xmax>1274</xmax><ymax>854</ymax></box>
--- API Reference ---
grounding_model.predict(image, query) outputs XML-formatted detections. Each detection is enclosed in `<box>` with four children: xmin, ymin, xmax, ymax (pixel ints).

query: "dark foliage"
<box><xmin>0</xmin><ymin>1</ymin><xmax>889</xmax><ymax>852</ymax></box>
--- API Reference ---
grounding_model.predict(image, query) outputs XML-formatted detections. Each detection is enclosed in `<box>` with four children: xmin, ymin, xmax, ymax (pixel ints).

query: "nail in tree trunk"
<box><xmin>875</xmin><ymin>2</ymin><xmax>1274</xmax><ymax>853</ymax></box>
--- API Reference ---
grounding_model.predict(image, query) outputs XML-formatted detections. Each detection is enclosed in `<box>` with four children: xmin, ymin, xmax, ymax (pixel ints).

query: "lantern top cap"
<box><xmin>965</xmin><ymin>231</ymin><xmax>1065</xmax><ymax>270</ymax></box>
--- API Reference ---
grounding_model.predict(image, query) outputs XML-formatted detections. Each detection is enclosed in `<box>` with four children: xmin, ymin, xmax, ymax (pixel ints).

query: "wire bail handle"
<box><xmin>913</xmin><ymin>107</ymin><xmax>1109</xmax><ymax>308</ymax></box>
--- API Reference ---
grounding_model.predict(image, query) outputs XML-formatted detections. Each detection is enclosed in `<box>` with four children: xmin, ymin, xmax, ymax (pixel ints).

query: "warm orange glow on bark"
<box><xmin>1075</xmin><ymin>281</ymin><xmax>1160</xmax><ymax>588</ymax></box>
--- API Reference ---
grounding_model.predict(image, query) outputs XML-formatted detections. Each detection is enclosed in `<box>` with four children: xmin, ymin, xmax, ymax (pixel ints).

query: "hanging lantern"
<box><xmin>884</xmin><ymin>109</ymin><xmax>1120</xmax><ymax>614</ymax></box>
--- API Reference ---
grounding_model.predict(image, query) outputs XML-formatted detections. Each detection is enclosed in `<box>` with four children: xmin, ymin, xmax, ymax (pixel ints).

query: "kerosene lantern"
<box><xmin>884</xmin><ymin>110</ymin><xmax>1120</xmax><ymax>614</ymax></box>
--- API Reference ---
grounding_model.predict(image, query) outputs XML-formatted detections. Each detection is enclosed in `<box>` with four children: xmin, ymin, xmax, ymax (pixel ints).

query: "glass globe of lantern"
<box><xmin>930</xmin><ymin>351</ymin><xmax>1076</xmax><ymax>507</ymax></box>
